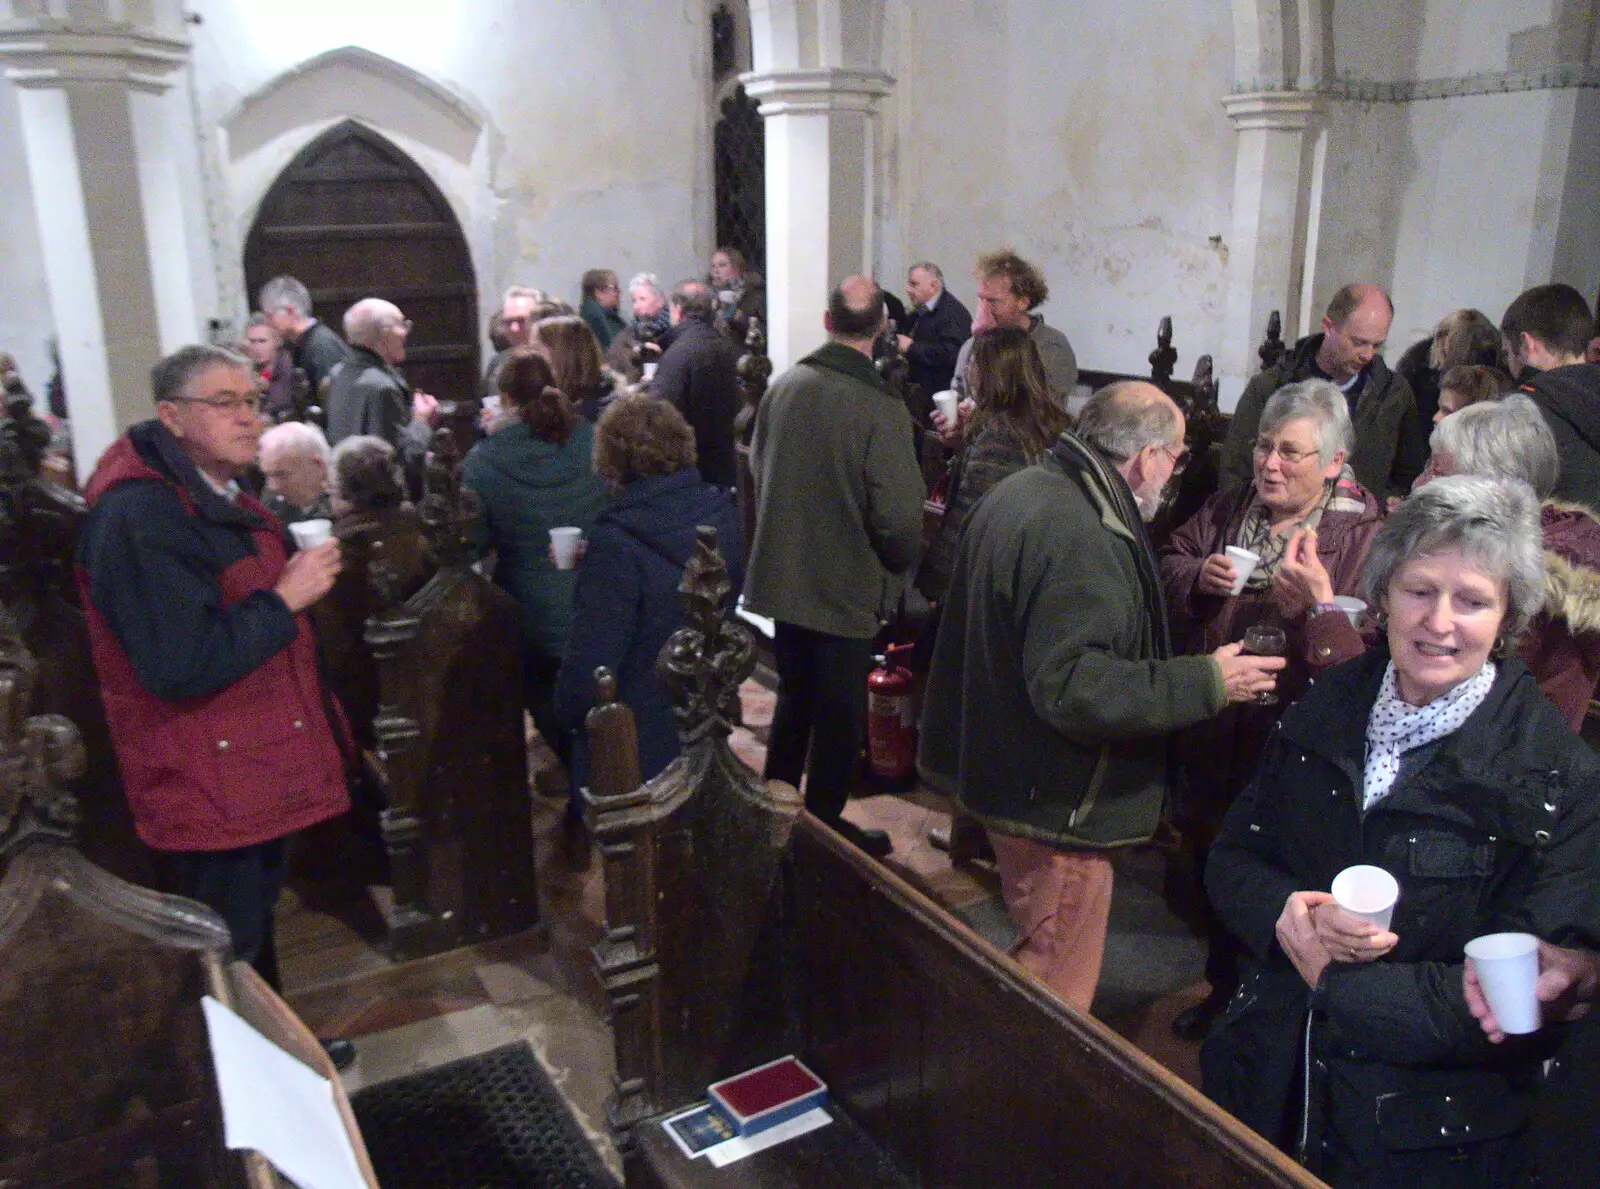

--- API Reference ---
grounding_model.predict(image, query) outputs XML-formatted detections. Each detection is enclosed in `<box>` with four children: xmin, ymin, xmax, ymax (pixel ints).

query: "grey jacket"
<box><xmin>953</xmin><ymin>313</ymin><xmax>1079</xmax><ymax>406</ymax></box>
<box><xmin>744</xmin><ymin>342</ymin><xmax>925</xmax><ymax>638</ymax></box>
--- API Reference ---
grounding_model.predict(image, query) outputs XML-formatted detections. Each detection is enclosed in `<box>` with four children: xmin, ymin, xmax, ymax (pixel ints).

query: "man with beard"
<box><xmin>918</xmin><ymin>381</ymin><xmax>1284</xmax><ymax>1011</ymax></box>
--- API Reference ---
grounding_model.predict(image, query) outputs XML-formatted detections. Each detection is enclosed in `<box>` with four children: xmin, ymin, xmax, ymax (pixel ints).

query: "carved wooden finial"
<box><xmin>594</xmin><ymin>667</ymin><xmax>619</xmax><ymax>706</ymax></box>
<box><xmin>419</xmin><ymin>426</ymin><xmax>482</xmax><ymax>566</ymax></box>
<box><xmin>735</xmin><ymin>316</ymin><xmax>772</xmax><ymax>419</ymax></box>
<box><xmin>656</xmin><ymin>527</ymin><xmax>754</xmax><ymax>741</ymax></box>
<box><xmin>1259</xmin><ymin>310</ymin><xmax>1286</xmax><ymax>372</ymax></box>
<box><xmin>1149</xmin><ymin>315</ymin><xmax>1178</xmax><ymax>392</ymax></box>
<box><xmin>0</xmin><ymin>605</ymin><xmax>84</xmax><ymax>857</ymax></box>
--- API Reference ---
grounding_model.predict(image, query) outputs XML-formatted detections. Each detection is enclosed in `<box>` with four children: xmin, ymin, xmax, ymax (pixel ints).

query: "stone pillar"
<box><xmin>0</xmin><ymin>4</ymin><xmax>197</xmax><ymax>482</ymax></box>
<box><xmin>741</xmin><ymin>68</ymin><xmax>892</xmax><ymax>371</ymax></box>
<box><xmin>1218</xmin><ymin>90</ymin><xmax>1325</xmax><ymax>408</ymax></box>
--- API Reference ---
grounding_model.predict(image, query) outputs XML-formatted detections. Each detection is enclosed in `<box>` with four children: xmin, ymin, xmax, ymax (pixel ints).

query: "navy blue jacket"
<box><xmin>649</xmin><ymin>319</ymin><xmax>743</xmax><ymax>489</ymax></box>
<box><xmin>553</xmin><ymin>468</ymin><xmax>744</xmax><ymax>785</ymax></box>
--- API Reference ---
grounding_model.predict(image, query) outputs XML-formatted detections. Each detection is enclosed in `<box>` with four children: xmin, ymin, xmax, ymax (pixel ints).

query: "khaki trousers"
<box><xmin>989</xmin><ymin>831</ymin><xmax>1115</xmax><ymax>1013</ymax></box>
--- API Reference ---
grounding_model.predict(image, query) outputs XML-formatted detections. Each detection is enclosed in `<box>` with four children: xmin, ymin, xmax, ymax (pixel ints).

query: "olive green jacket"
<box><xmin>918</xmin><ymin>449</ymin><xmax>1226</xmax><ymax>848</ymax></box>
<box><xmin>744</xmin><ymin>342</ymin><xmax>925</xmax><ymax>639</ymax></box>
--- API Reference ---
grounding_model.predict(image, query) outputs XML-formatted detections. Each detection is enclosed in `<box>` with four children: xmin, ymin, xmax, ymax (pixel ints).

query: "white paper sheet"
<box><xmin>704</xmin><ymin>1106</ymin><xmax>833</xmax><ymax>1168</ymax></box>
<box><xmin>201</xmin><ymin>995</ymin><xmax>367</xmax><ymax>1189</ymax></box>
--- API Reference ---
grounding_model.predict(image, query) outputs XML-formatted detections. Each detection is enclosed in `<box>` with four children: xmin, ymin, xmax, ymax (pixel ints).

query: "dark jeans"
<box><xmin>167</xmin><ymin>839</ymin><xmax>288</xmax><ymax>990</ymax></box>
<box><xmin>524</xmin><ymin>648</ymin><xmax>579</xmax><ymax>820</ymax></box>
<box><xmin>764</xmin><ymin>622</ymin><xmax>875</xmax><ymax>821</ymax></box>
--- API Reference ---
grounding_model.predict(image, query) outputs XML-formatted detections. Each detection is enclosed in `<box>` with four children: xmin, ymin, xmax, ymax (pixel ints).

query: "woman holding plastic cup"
<box><xmin>1157</xmin><ymin>380</ymin><xmax>1384</xmax><ymax>1039</ymax></box>
<box><xmin>1202</xmin><ymin>475</ymin><xmax>1600</xmax><ymax>1186</ymax></box>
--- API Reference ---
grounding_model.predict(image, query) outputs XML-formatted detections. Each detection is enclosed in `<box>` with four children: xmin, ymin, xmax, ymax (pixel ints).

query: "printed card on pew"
<box><xmin>662</xmin><ymin>1056</ymin><xmax>832</xmax><ymax>1168</ymax></box>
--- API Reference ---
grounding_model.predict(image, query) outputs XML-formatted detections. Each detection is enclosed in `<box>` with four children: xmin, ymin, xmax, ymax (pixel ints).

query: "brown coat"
<box><xmin>1159</xmin><ymin>476</ymin><xmax>1384</xmax><ymax>827</ymax></box>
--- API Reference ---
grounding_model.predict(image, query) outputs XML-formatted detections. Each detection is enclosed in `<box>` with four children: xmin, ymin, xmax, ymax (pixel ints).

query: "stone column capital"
<box><xmin>1221</xmin><ymin>89</ymin><xmax>1325</xmax><ymax>132</ymax></box>
<box><xmin>739</xmin><ymin>67</ymin><xmax>894</xmax><ymax>116</ymax></box>
<box><xmin>0</xmin><ymin>23</ymin><xmax>190</xmax><ymax>93</ymax></box>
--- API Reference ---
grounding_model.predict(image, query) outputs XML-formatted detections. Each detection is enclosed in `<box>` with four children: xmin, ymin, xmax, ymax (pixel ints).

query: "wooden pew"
<box><xmin>0</xmin><ymin>382</ymin><xmax>153</xmax><ymax>887</ymax></box>
<box><xmin>361</xmin><ymin>428</ymin><xmax>539</xmax><ymax>960</ymax></box>
<box><xmin>0</xmin><ymin>612</ymin><xmax>376</xmax><ymax>1189</ymax></box>
<box><xmin>585</xmin><ymin>532</ymin><xmax>1325</xmax><ymax>1189</ymax></box>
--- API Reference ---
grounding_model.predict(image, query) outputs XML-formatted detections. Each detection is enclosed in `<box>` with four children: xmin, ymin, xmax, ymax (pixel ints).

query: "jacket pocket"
<box><xmin>1067</xmin><ymin>743</ymin><xmax>1111</xmax><ymax>829</ymax></box>
<box><xmin>1374</xmin><ymin>1076</ymin><xmax>1529</xmax><ymax>1152</ymax></box>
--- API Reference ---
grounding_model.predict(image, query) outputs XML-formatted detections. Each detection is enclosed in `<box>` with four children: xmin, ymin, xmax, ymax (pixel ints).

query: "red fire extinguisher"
<box><xmin>866</xmin><ymin>645</ymin><xmax>917</xmax><ymax>791</ymax></box>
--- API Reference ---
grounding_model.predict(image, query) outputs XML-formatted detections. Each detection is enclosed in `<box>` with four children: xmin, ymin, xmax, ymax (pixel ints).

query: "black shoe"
<box><xmin>829</xmin><ymin>817</ymin><xmax>892</xmax><ymax>859</ymax></box>
<box><xmin>1171</xmin><ymin>995</ymin><xmax>1228</xmax><ymax>1042</ymax></box>
<box><xmin>322</xmin><ymin>1038</ymin><xmax>357</xmax><ymax>1072</ymax></box>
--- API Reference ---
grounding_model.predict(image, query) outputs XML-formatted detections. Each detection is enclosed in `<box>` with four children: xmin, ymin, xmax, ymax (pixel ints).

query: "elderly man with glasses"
<box><xmin>325</xmin><ymin>296</ymin><xmax>438</xmax><ymax>496</ymax></box>
<box><xmin>76</xmin><ymin>343</ymin><xmax>357</xmax><ymax>1069</ymax></box>
<box><xmin>1158</xmin><ymin>378</ymin><xmax>1385</xmax><ymax>1041</ymax></box>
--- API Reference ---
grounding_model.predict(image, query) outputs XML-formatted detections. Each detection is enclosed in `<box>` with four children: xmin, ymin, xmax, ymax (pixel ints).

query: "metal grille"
<box><xmin>715</xmin><ymin>86</ymin><xmax>766</xmax><ymax>274</ymax></box>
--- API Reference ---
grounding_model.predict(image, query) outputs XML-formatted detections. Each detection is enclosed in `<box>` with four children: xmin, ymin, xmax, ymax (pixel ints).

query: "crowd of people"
<box><xmin>35</xmin><ymin>230</ymin><xmax>1600</xmax><ymax>1187</ymax></box>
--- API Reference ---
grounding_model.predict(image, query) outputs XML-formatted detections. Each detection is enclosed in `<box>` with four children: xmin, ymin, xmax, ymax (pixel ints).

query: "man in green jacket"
<box><xmin>919</xmin><ymin>381</ymin><xmax>1284</xmax><ymax>1011</ymax></box>
<box><xmin>745</xmin><ymin>277</ymin><xmax>925</xmax><ymax>857</ymax></box>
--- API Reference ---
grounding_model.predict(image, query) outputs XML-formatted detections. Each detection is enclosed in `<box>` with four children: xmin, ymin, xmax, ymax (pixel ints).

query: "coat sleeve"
<box><xmin>553</xmin><ymin>530</ymin><xmax>641</xmax><ymax>732</ymax></box>
<box><xmin>80</xmin><ymin>483</ymin><xmax>298</xmax><ymax>702</ymax></box>
<box><xmin>1159</xmin><ymin>495</ymin><xmax>1224</xmax><ymax>622</ymax></box>
<box><xmin>648</xmin><ymin>342</ymin><xmax>692</xmax><ymax>410</ymax></box>
<box><xmin>861</xmin><ymin>405</ymin><xmax>927</xmax><ymax>576</ymax></box>
<box><xmin>1221</xmin><ymin>373</ymin><xmax>1273</xmax><ymax>486</ymax></box>
<box><xmin>1206</xmin><ymin>744</ymin><xmax>1305</xmax><ymax>959</ymax></box>
<box><xmin>1019</xmin><ymin>524</ymin><xmax>1227</xmax><ymax>742</ymax></box>
<box><xmin>904</xmin><ymin>304</ymin><xmax>970</xmax><ymax>380</ymax></box>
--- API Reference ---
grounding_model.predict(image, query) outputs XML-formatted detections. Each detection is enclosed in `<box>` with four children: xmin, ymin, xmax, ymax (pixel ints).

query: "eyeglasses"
<box><xmin>1253</xmin><ymin>439</ymin><xmax>1317</xmax><ymax>466</ymax></box>
<box><xmin>1158</xmin><ymin>442</ymin><xmax>1189</xmax><ymax>474</ymax></box>
<box><xmin>173</xmin><ymin>392</ymin><xmax>261</xmax><ymax>416</ymax></box>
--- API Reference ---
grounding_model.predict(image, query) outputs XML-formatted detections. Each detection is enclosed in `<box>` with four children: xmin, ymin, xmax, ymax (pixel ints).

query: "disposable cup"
<box><xmin>1332</xmin><ymin>596</ymin><xmax>1367</xmax><ymax>628</ymax></box>
<box><xmin>550</xmin><ymin>526</ymin><xmax>584</xmax><ymax>571</ymax></box>
<box><xmin>289</xmin><ymin>518</ymin><xmax>332</xmax><ymax>551</ymax></box>
<box><xmin>642</xmin><ymin>362</ymin><xmax>659</xmax><ymax>383</ymax></box>
<box><xmin>1225</xmin><ymin>546</ymin><xmax>1260</xmax><ymax>596</ymax></box>
<box><xmin>1331</xmin><ymin>864</ymin><xmax>1399</xmax><ymax>931</ymax></box>
<box><xmin>932</xmin><ymin>390</ymin><xmax>960</xmax><ymax>426</ymax></box>
<box><xmin>1465</xmin><ymin>933</ymin><xmax>1541</xmax><ymax>1035</ymax></box>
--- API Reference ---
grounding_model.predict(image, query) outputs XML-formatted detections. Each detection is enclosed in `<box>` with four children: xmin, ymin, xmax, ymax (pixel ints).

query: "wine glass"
<box><xmin>1241</xmin><ymin>625</ymin><xmax>1287</xmax><ymax>706</ymax></box>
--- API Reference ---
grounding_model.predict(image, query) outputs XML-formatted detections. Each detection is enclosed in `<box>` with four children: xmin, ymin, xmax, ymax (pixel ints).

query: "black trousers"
<box><xmin>764</xmin><ymin>622</ymin><xmax>875</xmax><ymax>821</ymax></box>
<box><xmin>168</xmin><ymin>839</ymin><xmax>288</xmax><ymax>990</ymax></box>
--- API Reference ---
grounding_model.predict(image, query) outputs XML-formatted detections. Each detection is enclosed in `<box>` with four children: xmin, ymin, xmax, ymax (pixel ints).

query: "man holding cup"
<box><xmin>77</xmin><ymin>344</ymin><xmax>354</xmax><ymax>1067</ymax></box>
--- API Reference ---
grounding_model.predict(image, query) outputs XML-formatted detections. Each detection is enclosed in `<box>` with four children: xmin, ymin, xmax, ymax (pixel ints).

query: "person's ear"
<box><xmin>1323</xmin><ymin>449</ymin><xmax>1346</xmax><ymax>482</ymax></box>
<box><xmin>823</xmin><ymin>311</ymin><xmax>835</xmax><ymax>334</ymax></box>
<box><xmin>156</xmin><ymin>401</ymin><xmax>185</xmax><ymax>440</ymax></box>
<box><xmin>1321</xmin><ymin>315</ymin><xmax>1337</xmax><ymax>338</ymax></box>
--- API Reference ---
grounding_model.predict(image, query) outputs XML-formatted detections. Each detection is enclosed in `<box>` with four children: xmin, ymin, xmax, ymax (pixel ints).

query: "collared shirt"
<box><xmin>197</xmin><ymin>469</ymin><xmax>241</xmax><ymax>504</ymax></box>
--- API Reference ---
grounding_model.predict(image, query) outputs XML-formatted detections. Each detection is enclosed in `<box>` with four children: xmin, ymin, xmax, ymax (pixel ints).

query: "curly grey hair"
<box><xmin>1361</xmin><ymin>475</ymin><xmax>1545</xmax><ymax>647</ymax></box>
<box><xmin>330</xmin><ymin>434</ymin><xmax>403</xmax><ymax>512</ymax></box>
<box><xmin>1076</xmin><ymin>381</ymin><xmax>1179</xmax><ymax>462</ymax></box>
<box><xmin>1431</xmin><ymin>393</ymin><xmax>1558</xmax><ymax>500</ymax></box>
<box><xmin>1259</xmin><ymin>379</ymin><xmax>1353</xmax><ymax>466</ymax></box>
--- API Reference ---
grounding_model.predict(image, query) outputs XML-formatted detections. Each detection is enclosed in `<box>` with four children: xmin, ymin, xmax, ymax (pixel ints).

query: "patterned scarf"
<box><xmin>1362</xmin><ymin>660</ymin><xmax>1496</xmax><ymax>810</ymax></box>
<box><xmin>1232</xmin><ymin>465</ymin><xmax>1364</xmax><ymax>592</ymax></box>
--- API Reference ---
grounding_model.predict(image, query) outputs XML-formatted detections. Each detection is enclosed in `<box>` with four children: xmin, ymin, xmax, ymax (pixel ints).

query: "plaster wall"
<box><xmin>884</xmin><ymin>0</ymin><xmax>1238</xmax><ymax>379</ymax></box>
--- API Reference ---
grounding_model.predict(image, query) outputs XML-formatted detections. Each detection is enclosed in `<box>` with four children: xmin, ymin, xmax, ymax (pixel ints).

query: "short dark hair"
<box><xmin>671</xmin><ymin>280</ymin><xmax>717</xmax><ymax>322</ymax></box>
<box><xmin>581</xmin><ymin>268</ymin><xmax>618</xmax><ymax>300</ymax></box>
<box><xmin>151</xmin><ymin>343</ymin><xmax>251</xmax><ymax>406</ymax></box>
<box><xmin>974</xmin><ymin>250</ymin><xmax>1048</xmax><ymax>309</ymax></box>
<box><xmin>1325</xmin><ymin>283</ymin><xmax>1393</xmax><ymax>325</ymax></box>
<box><xmin>826</xmin><ymin>281</ymin><xmax>885</xmax><ymax>340</ymax></box>
<box><xmin>498</xmin><ymin>347</ymin><xmax>578</xmax><ymax>445</ymax></box>
<box><xmin>1501</xmin><ymin>284</ymin><xmax>1595</xmax><ymax>360</ymax></box>
<box><xmin>593</xmin><ymin>395</ymin><xmax>697</xmax><ymax>488</ymax></box>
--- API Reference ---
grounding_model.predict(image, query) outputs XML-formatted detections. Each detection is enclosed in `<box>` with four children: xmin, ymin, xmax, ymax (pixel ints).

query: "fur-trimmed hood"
<box><xmin>1542</xmin><ymin>500</ymin><xmax>1600</xmax><ymax>635</ymax></box>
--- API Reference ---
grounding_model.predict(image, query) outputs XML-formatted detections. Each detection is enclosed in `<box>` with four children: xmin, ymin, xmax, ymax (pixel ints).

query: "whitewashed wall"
<box><xmin>880</xmin><ymin>0</ymin><xmax>1239</xmax><ymax>379</ymax></box>
<box><xmin>0</xmin><ymin>78</ymin><xmax>53</xmax><ymax>393</ymax></box>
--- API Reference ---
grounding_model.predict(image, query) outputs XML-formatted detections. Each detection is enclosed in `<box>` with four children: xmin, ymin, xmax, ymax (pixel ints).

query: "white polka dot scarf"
<box><xmin>1363</xmin><ymin>660</ymin><xmax>1496</xmax><ymax>811</ymax></box>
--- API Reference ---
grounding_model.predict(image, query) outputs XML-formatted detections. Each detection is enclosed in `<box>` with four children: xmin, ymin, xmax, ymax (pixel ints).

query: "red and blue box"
<box><xmin>706</xmin><ymin>1056</ymin><xmax>828</xmax><ymax>1137</ymax></box>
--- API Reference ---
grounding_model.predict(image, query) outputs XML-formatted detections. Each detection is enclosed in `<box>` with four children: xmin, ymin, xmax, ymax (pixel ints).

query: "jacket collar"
<box><xmin>87</xmin><ymin>420</ymin><xmax>264</xmax><ymax>529</ymax></box>
<box><xmin>799</xmin><ymin>341</ymin><xmax>893</xmax><ymax>394</ymax></box>
<box><xmin>349</xmin><ymin>343</ymin><xmax>407</xmax><ymax>388</ymax></box>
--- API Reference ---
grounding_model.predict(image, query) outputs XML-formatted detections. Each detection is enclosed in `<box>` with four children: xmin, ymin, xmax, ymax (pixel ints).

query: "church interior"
<box><xmin>3</xmin><ymin>0</ymin><xmax>1599</xmax><ymax>1186</ymax></box>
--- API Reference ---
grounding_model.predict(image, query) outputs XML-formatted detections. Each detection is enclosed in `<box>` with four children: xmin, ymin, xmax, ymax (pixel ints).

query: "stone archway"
<box><xmin>244</xmin><ymin>121</ymin><xmax>480</xmax><ymax>405</ymax></box>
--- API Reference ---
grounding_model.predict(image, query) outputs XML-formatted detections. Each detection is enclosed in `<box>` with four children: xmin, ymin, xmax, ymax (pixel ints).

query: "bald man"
<box><xmin>920</xmin><ymin>382</ymin><xmax>1284</xmax><ymax>1011</ymax></box>
<box><xmin>1223</xmin><ymin>283</ymin><xmax>1424</xmax><ymax>498</ymax></box>
<box><xmin>325</xmin><ymin>297</ymin><xmax>437</xmax><ymax>493</ymax></box>
<box><xmin>745</xmin><ymin>276</ymin><xmax>926</xmax><ymax>858</ymax></box>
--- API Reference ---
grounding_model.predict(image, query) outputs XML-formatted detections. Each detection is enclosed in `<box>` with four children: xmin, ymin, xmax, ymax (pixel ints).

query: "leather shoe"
<box><xmin>321</xmin><ymin>1038</ymin><xmax>357</xmax><ymax>1072</ymax></box>
<box><xmin>1170</xmin><ymin>995</ymin><xmax>1227</xmax><ymax>1042</ymax></box>
<box><xmin>828</xmin><ymin>817</ymin><xmax>892</xmax><ymax>859</ymax></box>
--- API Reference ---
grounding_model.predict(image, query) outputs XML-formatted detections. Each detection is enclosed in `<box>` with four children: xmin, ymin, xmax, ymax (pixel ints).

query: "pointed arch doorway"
<box><xmin>244</xmin><ymin>121</ymin><xmax>479</xmax><ymax>406</ymax></box>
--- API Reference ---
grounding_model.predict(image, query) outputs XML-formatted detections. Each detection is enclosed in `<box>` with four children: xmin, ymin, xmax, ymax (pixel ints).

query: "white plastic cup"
<box><xmin>1332</xmin><ymin>596</ymin><xmax>1367</xmax><ymax>628</ymax></box>
<box><xmin>932</xmin><ymin>390</ymin><xmax>960</xmax><ymax>426</ymax></box>
<box><xmin>289</xmin><ymin>518</ymin><xmax>332</xmax><ymax>551</ymax></box>
<box><xmin>1465</xmin><ymin>932</ymin><xmax>1541</xmax><ymax>1035</ymax></box>
<box><xmin>550</xmin><ymin>526</ymin><xmax>583</xmax><ymax>571</ymax></box>
<box><xmin>482</xmin><ymin>394</ymin><xmax>502</xmax><ymax>419</ymax></box>
<box><xmin>642</xmin><ymin>362</ymin><xmax>659</xmax><ymax>383</ymax></box>
<box><xmin>1331</xmin><ymin>864</ymin><xmax>1400</xmax><ymax>930</ymax></box>
<box><xmin>1224</xmin><ymin>546</ymin><xmax>1260</xmax><ymax>596</ymax></box>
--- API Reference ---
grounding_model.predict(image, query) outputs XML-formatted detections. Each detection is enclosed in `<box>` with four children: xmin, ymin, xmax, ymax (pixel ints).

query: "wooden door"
<box><xmin>244</xmin><ymin>121</ymin><xmax>478</xmax><ymax>405</ymax></box>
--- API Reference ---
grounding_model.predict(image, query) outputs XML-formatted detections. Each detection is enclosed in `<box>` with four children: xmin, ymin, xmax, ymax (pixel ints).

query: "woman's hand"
<box><xmin>1272</xmin><ymin>529</ymin><xmax>1335</xmax><ymax>619</ymax></box>
<box><xmin>547</xmin><ymin>540</ymin><xmax>589</xmax><ymax>567</ymax></box>
<box><xmin>1466</xmin><ymin>942</ymin><xmax>1600</xmax><ymax>1043</ymax></box>
<box><xmin>1277</xmin><ymin>891</ymin><xmax>1337</xmax><ymax>988</ymax></box>
<box><xmin>1196</xmin><ymin>554</ymin><xmax>1239</xmax><ymax>598</ymax></box>
<box><xmin>1310</xmin><ymin>899</ymin><xmax>1398</xmax><ymax>964</ymax></box>
<box><xmin>930</xmin><ymin>398</ymin><xmax>974</xmax><ymax>449</ymax></box>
